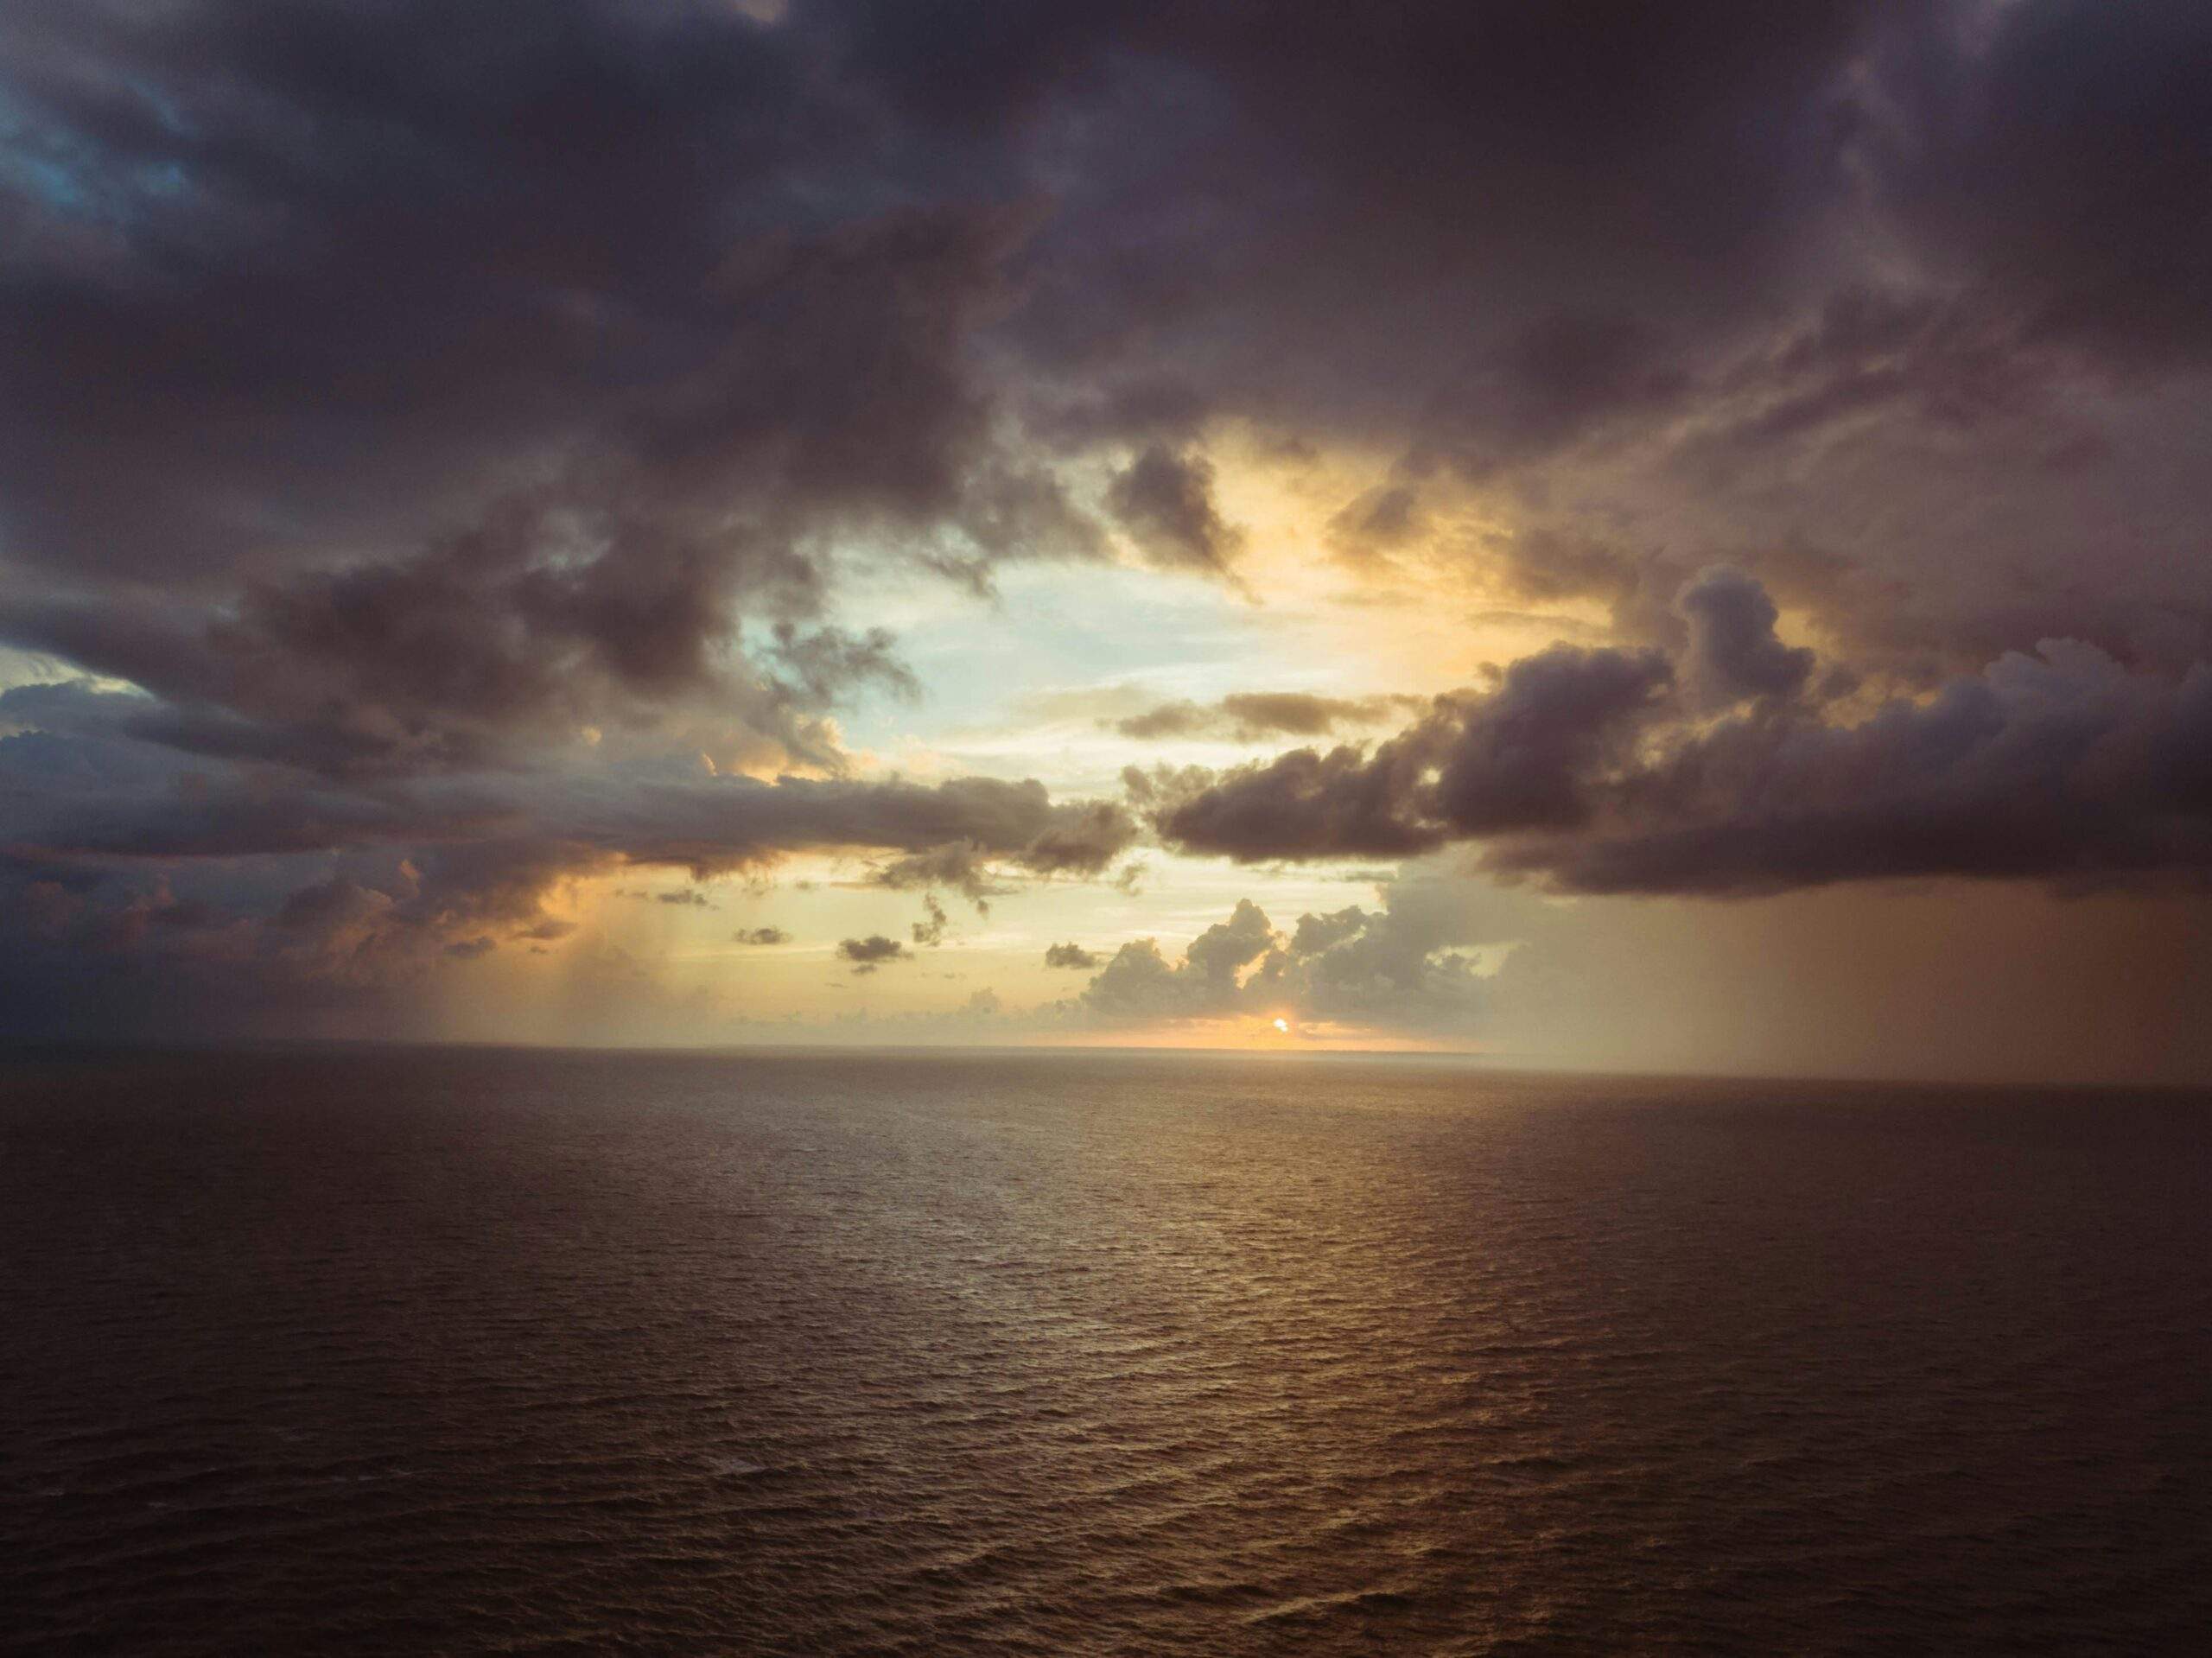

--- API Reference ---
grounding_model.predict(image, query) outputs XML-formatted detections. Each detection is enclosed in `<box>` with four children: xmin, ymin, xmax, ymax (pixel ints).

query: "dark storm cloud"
<box><xmin>0</xmin><ymin>0</ymin><xmax>1128</xmax><ymax>814</ymax></box>
<box><xmin>1432</xmin><ymin>646</ymin><xmax>1674</xmax><ymax>835</ymax></box>
<box><xmin>1414</xmin><ymin>310</ymin><xmax>1691</xmax><ymax>480</ymax></box>
<box><xmin>1115</xmin><ymin>692</ymin><xmax>1423</xmax><ymax>742</ymax></box>
<box><xmin>1140</xmin><ymin>642</ymin><xmax>1672</xmax><ymax>861</ymax></box>
<box><xmin>8</xmin><ymin>0</ymin><xmax>2209</xmax><ymax>612</ymax></box>
<box><xmin>1873</xmin><ymin>0</ymin><xmax>2212</xmax><ymax>361</ymax></box>
<box><xmin>0</xmin><ymin>3</ymin><xmax>1083</xmax><ymax>588</ymax></box>
<box><xmin>1503</xmin><ymin>645</ymin><xmax>2212</xmax><ymax>896</ymax></box>
<box><xmin>1148</xmin><ymin>574</ymin><xmax>2212</xmax><ymax>894</ymax></box>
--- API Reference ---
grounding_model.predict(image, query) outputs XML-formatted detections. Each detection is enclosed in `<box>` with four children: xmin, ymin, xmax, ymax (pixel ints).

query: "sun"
<box><xmin>1272</xmin><ymin>1017</ymin><xmax>1290</xmax><ymax>1033</ymax></box>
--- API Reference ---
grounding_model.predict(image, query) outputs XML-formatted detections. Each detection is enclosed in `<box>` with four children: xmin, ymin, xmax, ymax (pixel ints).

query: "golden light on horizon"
<box><xmin>1273</xmin><ymin>1017</ymin><xmax>1290</xmax><ymax>1033</ymax></box>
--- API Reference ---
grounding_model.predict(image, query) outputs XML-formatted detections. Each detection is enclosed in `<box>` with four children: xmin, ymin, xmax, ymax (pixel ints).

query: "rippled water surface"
<box><xmin>5</xmin><ymin>1047</ymin><xmax>2210</xmax><ymax>1654</ymax></box>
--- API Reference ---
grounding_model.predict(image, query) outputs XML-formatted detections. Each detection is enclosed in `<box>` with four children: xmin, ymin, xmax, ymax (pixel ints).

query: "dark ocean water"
<box><xmin>3</xmin><ymin>1048</ymin><xmax>2209</xmax><ymax>1655</ymax></box>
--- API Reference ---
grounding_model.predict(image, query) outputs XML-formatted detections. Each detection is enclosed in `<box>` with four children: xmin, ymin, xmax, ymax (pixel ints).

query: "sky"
<box><xmin>3</xmin><ymin>0</ymin><xmax>2210</xmax><ymax>1081</ymax></box>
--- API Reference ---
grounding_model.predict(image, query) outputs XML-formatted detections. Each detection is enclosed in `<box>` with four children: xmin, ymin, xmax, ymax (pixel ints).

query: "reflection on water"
<box><xmin>4</xmin><ymin>1047</ymin><xmax>2210</xmax><ymax>1653</ymax></box>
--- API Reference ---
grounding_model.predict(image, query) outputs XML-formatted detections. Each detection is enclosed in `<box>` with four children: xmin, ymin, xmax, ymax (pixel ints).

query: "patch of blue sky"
<box><xmin>0</xmin><ymin>91</ymin><xmax>192</xmax><ymax>226</ymax></box>
<box><xmin>839</xmin><ymin>558</ymin><xmax>1274</xmax><ymax>745</ymax></box>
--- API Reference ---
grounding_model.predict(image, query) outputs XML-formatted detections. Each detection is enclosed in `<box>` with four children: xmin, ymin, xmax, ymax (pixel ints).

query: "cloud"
<box><xmin>1325</xmin><ymin>485</ymin><xmax>1427</xmax><ymax>562</ymax></box>
<box><xmin>4</xmin><ymin>0</ymin><xmax>2211</xmax><ymax>1053</ymax></box>
<box><xmin>868</xmin><ymin>841</ymin><xmax>1014</xmax><ymax>906</ymax></box>
<box><xmin>1131</xmin><ymin>641</ymin><xmax>1679</xmax><ymax>859</ymax></box>
<box><xmin>838</xmin><ymin>933</ymin><xmax>911</xmax><ymax>972</ymax></box>
<box><xmin>0</xmin><ymin>670</ymin><xmax>1142</xmax><ymax>1022</ymax></box>
<box><xmin>1068</xmin><ymin>883</ymin><xmax>1508</xmax><ymax>1035</ymax></box>
<box><xmin>1132</xmin><ymin>734</ymin><xmax>1450</xmax><ymax>861</ymax></box>
<box><xmin>1148</xmin><ymin>574</ymin><xmax>2212</xmax><ymax>893</ymax></box>
<box><xmin>863</xmin><ymin>803</ymin><xmax>1141</xmax><ymax>906</ymax></box>
<box><xmin>1874</xmin><ymin>0</ymin><xmax>2212</xmax><ymax>362</ymax></box>
<box><xmin>1115</xmin><ymin>692</ymin><xmax>1425</xmax><ymax>742</ymax></box>
<box><xmin>1043</xmin><ymin>942</ymin><xmax>1099</xmax><ymax>969</ymax></box>
<box><xmin>1104</xmin><ymin>446</ymin><xmax>1244</xmax><ymax>580</ymax></box>
<box><xmin>1082</xmin><ymin>899</ymin><xmax>1275</xmax><ymax>1020</ymax></box>
<box><xmin>1498</xmin><ymin>642</ymin><xmax>2212</xmax><ymax>895</ymax></box>
<box><xmin>1675</xmin><ymin>567</ymin><xmax>1815</xmax><ymax>706</ymax></box>
<box><xmin>733</xmin><ymin>926</ymin><xmax>790</xmax><ymax>945</ymax></box>
<box><xmin>911</xmin><ymin>894</ymin><xmax>950</xmax><ymax>947</ymax></box>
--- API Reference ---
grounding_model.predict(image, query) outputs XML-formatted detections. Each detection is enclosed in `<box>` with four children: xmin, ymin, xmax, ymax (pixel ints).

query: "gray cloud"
<box><xmin>868</xmin><ymin>841</ymin><xmax>1014</xmax><ymax>906</ymax></box>
<box><xmin>734</xmin><ymin>926</ymin><xmax>791</xmax><ymax>945</ymax></box>
<box><xmin>1115</xmin><ymin>692</ymin><xmax>1424</xmax><ymax>742</ymax></box>
<box><xmin>1071</xmin><ymin>883</ymin><xmax>1505</xmax><ymax>1035</ymax></box>
<box><xmin>0</xmin><ymin>670</ymin><xmax>1142</xmax><ymax>1027</ymax></box>
<box><xmin>1104</xmin><ymin>446</ymin><xmax>1244</xmax><ymax>580</ymax></box>
<box><xmin>1149</xmin><ymin>575</ymin><xmax>2212</xmax><ymax>894</ymax></box>
<box><xmin>1043</xmin><ymin>942</ymin><xmax>1100</xmax><ymax>969</ymax></box>
<box><xmin>1675</xmin><ymin>568</ymin><xmax>1816</xmax><ymax>706</ymax></box>
<box><xmin>1141</xmin><ymin>641</ymin><xmax>1673</xmax><ymax>861</ymax></box>
<box><xmin>1082</xmin><ymin>899</ymin><xmax>1277</xmax><ymax>1021</ymax></box>
<box><xmin>838</xmin><ymin>933</ymin><xmax>910</xmax><ymax>972</ymax></box>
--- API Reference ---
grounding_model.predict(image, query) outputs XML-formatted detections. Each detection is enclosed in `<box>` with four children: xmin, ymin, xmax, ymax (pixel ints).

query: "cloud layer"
<box><xmin>3</xmin><ymin>1</ymin><xmax>2209</xmax><ymax>1059</ymax></box>
<box><xmin>1145</xmin><ymin>573</ymin><xmax>2212</xmax><ymax>893</ymax></box>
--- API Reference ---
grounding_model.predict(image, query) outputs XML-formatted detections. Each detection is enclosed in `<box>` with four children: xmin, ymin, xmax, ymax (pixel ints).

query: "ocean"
<box><xmin>4</xmin><ymin>1046</ymin><xmax>2209</xmax><ymax>1654</ymax></box>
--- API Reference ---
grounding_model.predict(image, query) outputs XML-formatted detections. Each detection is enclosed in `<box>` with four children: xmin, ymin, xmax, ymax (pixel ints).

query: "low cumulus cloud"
<box><xmin>1068</xmin><ymin>880</ymin><xmax>1507</xmax><ymax>1036</ymax></box>
<box><xmin>1044</xmin><ymin>942</ymin><xmax>1101</xmax><ymax>969</ymax></box>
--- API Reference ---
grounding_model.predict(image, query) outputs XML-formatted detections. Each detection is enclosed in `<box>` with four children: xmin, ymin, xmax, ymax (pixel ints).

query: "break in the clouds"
<box><xmin>3</xmin><ymin>1</ymin><xmax>2209</xmax><ymax>1073</ymax></box>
